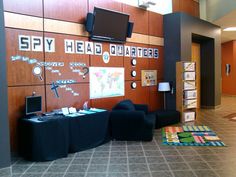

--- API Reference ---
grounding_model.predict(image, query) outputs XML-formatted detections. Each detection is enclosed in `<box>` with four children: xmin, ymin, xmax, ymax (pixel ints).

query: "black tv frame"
<box><xmin>86</xmin><ymin>7</ymin><xmax>131</xmax><ymax>44</ymax></box>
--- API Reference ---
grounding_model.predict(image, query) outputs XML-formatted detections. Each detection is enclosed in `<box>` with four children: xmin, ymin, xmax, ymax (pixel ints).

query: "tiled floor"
<box><xmin>3</xmin><ymin>96</ymin><xmax>236</xmax><ymax>177</ymax></box>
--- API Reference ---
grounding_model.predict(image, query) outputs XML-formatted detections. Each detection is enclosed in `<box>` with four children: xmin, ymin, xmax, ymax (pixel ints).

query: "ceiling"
<box><xmin>213</xmin><ymin>9</ymin><xmax>236</xmax><ymax>43</ymax></box>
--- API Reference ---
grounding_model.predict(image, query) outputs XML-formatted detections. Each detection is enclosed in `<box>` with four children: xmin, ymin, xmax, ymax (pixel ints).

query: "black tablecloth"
<box><xmin>19</xmin><ymin>115</ymin><xmax>69</xmax><ymax>161</ymax></box>
<box><xmin>19</xmin><ymin>111</ymin><xmax>110</xmax><ymax>161</ymax></box>
<box><xmin>69</xmin><ymin>111</ymin><xmax>110</xmax><ymax>152</ymax></box>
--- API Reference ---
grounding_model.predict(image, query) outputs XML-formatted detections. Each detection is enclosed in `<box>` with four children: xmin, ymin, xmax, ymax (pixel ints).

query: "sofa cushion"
<box><xmin>112</xmin><ymin>99</ymin><xmax>135</xmax><ymax>111</ymax></box>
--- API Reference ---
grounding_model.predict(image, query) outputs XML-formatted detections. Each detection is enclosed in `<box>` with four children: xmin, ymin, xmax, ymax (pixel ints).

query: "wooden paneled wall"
<box><xmin>4</xmin><ymin>0</ymin><xmax>164</xmax><ymax>151</ymax></box>
<box><xmin>172</xmin><ymin>0</ymin><xmax>199</xmax><ymax>17</ymax></box>
<box><xmin>222</xmin><ymin>41</ymin><xmax>236</xmax><ymax>95</ymax></box>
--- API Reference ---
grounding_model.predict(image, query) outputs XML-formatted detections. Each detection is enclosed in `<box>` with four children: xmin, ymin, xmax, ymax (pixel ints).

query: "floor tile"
<box><xmin>149</xmin><ymin>163</ymin><xmax>169</xmax><ymax>172</ymax></box>
<box><xmin>67</xmin><ymin>164</ymin><xmax>88</xmax><ymax>173</ymax></box>
<box><xmin>43</xmin><ymin>173</ymin><xmax>64</xmax><ymax>177</ymax></box>
<box><xmin>109</xmin><ymin>157</ymin><xmax>127</xmax><ymax>164</ymax></box>
<box><xmin>168</xmin><ymin>162</ymin><xmax>190</xmax><ymax>171</ymax></box>
<box><xmin>64</xmin><ymin>172</ymin><xmax>85</xmax><ymax>177</ymax></box>
<box><xmin>173</xmin><ymin>170</ymin><xmax>196</xmax><ymax>177</ymax></box>
<box><xmin>25</xmin><ymin>165</ymin><xmax>48</xmax><ymax>173</ymax></box>
<box><xmin>151</xmin><ymin>171</ymin><xmax>173</xmax><ymax>177</ymax></box>
<box><xmin>87</xmin><ymin>164</ymin><xmax>107</xmax><ymax>173</ymax></box>
<box><xmin>146</xmin><ymin>156</ymin><xmax>165</xmax><ymax>164</ymax></box>
<box><xmin>128</xmin><ymin>157</ymin><xmax>146</xmax><ymax>164</ymax></box>
<box><xmin>129</xmin><ymin>172</ymin><xmax>151</xmax><ymax>177</ymax></box>
<box><xmin>129</xmin><ymin>163</ymin><xmax>149</xmax><ymax>172</ymax></box>
<box><xmin>85</xmin><ymin>172</ymin><xmax>107</xmax><ymax>177</ymax></box>
<box><xmin>90</xmin><ymin>157</ymin><xmax>108</xmax><ymax>164</ymax></box>
<box><xmin>164</xmin><ymin>156</ymin><xmax>184</xmax><ymax>163</ymax></box>
<box><xmin>72</xmin><ymin>158</ymin><xmax>90</xmax><ymax>165</ymax></box>
<box><xmin>193</xmin><ymin>170</ymin><xmax>218</xmax><ymax>177</ymax></box>
<box><xmin>107</xmin><ymin>173</ymin><xmax>128</xmax><ymax>177</ymax></box>
<box><xmin>0</xmin><ymin>167</ymin><xmax>11</xmax><ymax>176</ymax></box>
<box><xmin>46</xmin><ymin>165</ymin><xmax>68</xmax><ymax>173</ymax></box>
<box><xmin>12</xmin><ymin>165</ymin><xmax>31</xmax><ymax>174</ymax></box>
<box><xmin>188</xmin><ymin>162</ymin><xmax>211</xmax><ymax>170</ymax></box>
<box><xmin>128</xmin><ymin>151</ymin><xmax>144</xmax><ymax>157</ymax></box>
<box><xmin>144</xmin><ymin>150</ymin><xmax>162</xmax><ymax>157</ymax></box>
<box><xmin>108</xmin><ymin>164</ymin><xmax>128</xmax><ymax>173</ymax></box>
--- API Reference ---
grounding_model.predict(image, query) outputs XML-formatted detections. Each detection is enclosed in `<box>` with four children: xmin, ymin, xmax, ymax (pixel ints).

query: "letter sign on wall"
<box><xmin>19</xmin><ymin>35</ymin><xmax>31</xmax><ymax>51</ymax></box>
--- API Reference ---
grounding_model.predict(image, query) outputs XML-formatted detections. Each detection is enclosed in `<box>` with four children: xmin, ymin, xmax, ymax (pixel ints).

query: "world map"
<box><xmin>89</xmin><ymin>67</ymin><xmax>124</xmax><ymax>99</ymax></box>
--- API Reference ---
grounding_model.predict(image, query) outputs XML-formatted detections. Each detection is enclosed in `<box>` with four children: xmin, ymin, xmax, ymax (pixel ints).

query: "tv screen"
<box><xmin>25</xmin><ymin>96</ymin><xmax>42</xmax><ymax>115</ymax></box>
<box><xmin>91</xmin><ymin>7</ymin><xmax>129</xmax><ymax>43</ymax></box>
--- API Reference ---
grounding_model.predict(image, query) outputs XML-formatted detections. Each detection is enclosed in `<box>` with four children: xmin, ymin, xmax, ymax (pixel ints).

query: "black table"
<box><xmin>19</xmin><ymin>110</ymin><xmax>110</xmax><ymax>161</ymax></box>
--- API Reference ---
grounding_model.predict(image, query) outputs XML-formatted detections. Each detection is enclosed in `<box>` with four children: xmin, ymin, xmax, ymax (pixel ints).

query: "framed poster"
<box><xmin>183</xmin><ymin>72</ymin><xmax>195</xmax><ymax>80</ymax></box>
<box><xmin>141</xmin><ymin>70</ymin><xmax>157</xmax><ymax>86</ymax></box>
<box><xmin>89</xmin><ymin>67</ymin><xmax>124</xmax><ymax>99</ymax></box>
<box><xmin>183</xmin><ymin>62</ymin><xmax>195</xmax><ymax>71</ymax></box>
<box><xmin>183</xmin><ymin>81</ymin><xmax>196</xmax><ymax>90</ymax></box>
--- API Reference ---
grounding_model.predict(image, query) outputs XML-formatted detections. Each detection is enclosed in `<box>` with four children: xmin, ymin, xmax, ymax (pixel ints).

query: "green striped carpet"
<box><xmin>162</xmin><ymin>126</ymin><xmax>226</xmax><ymax>147</ymax></box>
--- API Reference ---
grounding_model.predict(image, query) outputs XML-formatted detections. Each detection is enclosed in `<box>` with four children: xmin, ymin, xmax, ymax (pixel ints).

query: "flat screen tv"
<box><xmin>90</xmin><ymin>7</ymin><xmax>129</xmax><ymax>43</ymax></box>
<box><xmin>25</xmin><ymin>95</ymin><xmax>42</xmax><ymax>115</ymax></box>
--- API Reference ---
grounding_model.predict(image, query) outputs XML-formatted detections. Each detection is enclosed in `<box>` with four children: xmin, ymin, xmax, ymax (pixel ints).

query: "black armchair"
<box><xmin>110</xmin><ymin>100</ymin><xmax>155</xmax><ymax>141</ymax></box>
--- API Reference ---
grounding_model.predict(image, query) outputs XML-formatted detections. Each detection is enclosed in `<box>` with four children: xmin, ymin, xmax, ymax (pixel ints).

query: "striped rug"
<box><xmin>162</xmin><ymin>126</ymin><xmax>226</xmax><ymax>147</ymax></box>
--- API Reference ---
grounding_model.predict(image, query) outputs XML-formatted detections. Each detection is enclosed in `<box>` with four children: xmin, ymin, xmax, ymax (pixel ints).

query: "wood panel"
<box><xmin>44</xmin><ymin>33</ymin><xmax>89</xmax><ymax>84</ymax></box>
<box><xmin>90</xmin><ymin>43</ymin><xmax>124</xmax><ymax>67</ymax></box>
<box><xmin>8</xmin><ymin>86</ymin><xmax>45</xmax><ymax>151</ymax></box>
<box><xmin>172</xmin><ymin>0</ymin><xmax>180</xmax><ymax>12</ymax></box>
<box><xmin>149</xmin><ymin>46</ymin><xmax>163</xmax><ymax>80</ymax></box>
<box><xmin>124</xmin><ymin>43</ymin><xmax>149</xmax><ymax>81</ymax></box>
<box><xmin>193</xmin><ymin>1</ymin><xmax>200</xmax><ymax>18</ymax></box>
<box><xmin>148</xmin><ymin>11</ymin><xmax>163</xmax><ymax>37</ymax></box>
<box><xmin>46</xmin><ymin>83</ymin><xmax>89</xmax><ymax>112</ymax></box>
<box><xmin>6</xmin><ymin>28</ymin><xmax>44</xmax><ymax>86</ymax></box>
<box><xmin>123</xmin><ymin>4</ymin><xmax>148</xmax><ymax>35</ymax></box>
<box><xmin>180</xmin><ymin>0</ymin><xmax>199</xmax><ymax>17</ymax></box>
<box><xmin>222</xmin><ymin>41</ymin><xmax>236</xmax><ymax>95</ymax></box>
<box><xmin>3</xmin><ymin>0</ymin><xmax>43</xmax><ymax>17</ymax></box>
<box><xmin>44</xmin><ymin>0</ymin><xmax>87</xmax><ymax>23</ymax></box>
<box><xmin>125</xmin><ymin>81</ymin><xmax>149</xmax><ymax>105</ymax></box>
<box><xmin>90</xmin><ymin>96</ymin><xmax>124</xmax><ymax>111</ymax></box>
<box><xmin>88</xmin><ymin>0</ymin><xmax>122</xmax><ymax>13</ymax></box>
<box><xmin>192</xmin><ymin>42</ymin><xmax>200</xmax><ymax>108</ymax></box>
<box><xmin>172</xmin><ymin>0</ymin><xmax>199</xmax><ymax>18</ymax></box>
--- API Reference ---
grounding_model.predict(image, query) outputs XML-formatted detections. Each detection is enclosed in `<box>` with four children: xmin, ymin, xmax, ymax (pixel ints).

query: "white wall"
<box><xmin>205</xmin><ymin>0</ymin><xmax>236</xmax><ymax>22</ymax></box>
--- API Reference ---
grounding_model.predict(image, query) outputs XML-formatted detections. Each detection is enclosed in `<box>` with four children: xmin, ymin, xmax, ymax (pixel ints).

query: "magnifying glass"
<box><xmin>32</xmin><ymin>66</ymin><xmax>43</xmax><ymax>81</ymax></box>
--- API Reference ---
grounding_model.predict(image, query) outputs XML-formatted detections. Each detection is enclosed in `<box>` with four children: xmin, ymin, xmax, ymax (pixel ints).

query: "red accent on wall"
<box><xmin>222</xmin><ymin>41</ymin><xmax>236</xmax><ymax>95</ymax></box>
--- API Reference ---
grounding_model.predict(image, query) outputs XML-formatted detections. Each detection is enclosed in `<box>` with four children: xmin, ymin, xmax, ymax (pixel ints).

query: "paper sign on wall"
<box><xmin>141</xmin><ymin>70</ymin><xmax>157</xmax><ymax>86</ymax></box>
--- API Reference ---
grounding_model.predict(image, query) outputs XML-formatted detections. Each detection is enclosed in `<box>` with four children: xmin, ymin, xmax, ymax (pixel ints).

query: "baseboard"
<box><xmin>0</xmin><ymin>167</ymin><xmax>11</xmax><ymax>176</ymax></box>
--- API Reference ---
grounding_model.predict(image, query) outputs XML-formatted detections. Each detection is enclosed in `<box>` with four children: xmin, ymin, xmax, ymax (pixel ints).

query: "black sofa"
<box><xmin>110</xmin><ymin>100</ymin><xmax>155</xmax><ymax>141</ymax></box>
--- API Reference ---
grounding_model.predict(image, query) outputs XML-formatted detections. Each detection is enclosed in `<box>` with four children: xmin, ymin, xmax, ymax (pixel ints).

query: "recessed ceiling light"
<box><xmin>223</xmin><ymin>27</ymin><xmax>236</xmax><ymax>31</ymax></box>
